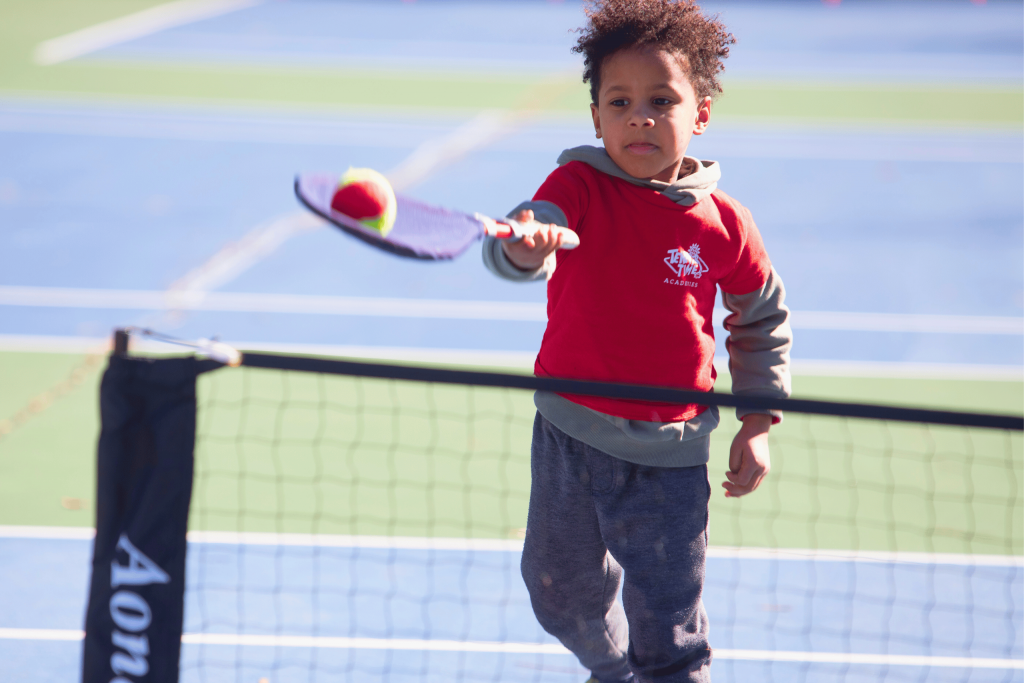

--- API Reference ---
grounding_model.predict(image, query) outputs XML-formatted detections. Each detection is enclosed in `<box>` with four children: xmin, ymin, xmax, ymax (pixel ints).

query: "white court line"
<box><xmin>0</xmin><ymin>628</ymin><xmax>1020</xmax><ymax>669</ymax></box>
<box><xmin>0</xmin><ymin>526</ymin><xmax>95</xmax><ymax>540</ymax></box>
<box><xmin>711</xmin><ymin>649</ymin><xmax>1023</xmax><ymax>670</ymax></box>
<box><xmin>186</xmin><ymin>530</ymin><xmax>524</xmax><ymax>552</ymax></box>
<box><xmin>1</xmin><ymin>286</ymin><xmax>1021</xmax><ymax>335</ymax></box>
<box><xmin>2</xmin><ymin>527</ymin><xmax>1020</xmax><ymax>567</ymax></box>
<box><xmin>180</xmin><ymin>632</ymin><xmax>571</xmax><ymax>655</ymax></box>
<box><xmin>0</xmin><ymin>628</ymin><xmax>85</xmax><ymax>642</ymax></box>
<box><xmin>705</xmin><ymin>546</ymin><xmax>1024</xmax><ymax>568</ymax></box>
<box><xmin>782</xmin><ymin>359</ymin><xmax>1022</xmax><ymax>381</ymax></box>
<box><xmin>789</xmin><ymin>310</ymin><xmax>1022</xmax><ymax>335</ymax></box>
<box><xmin>33</xmin><ymin>0</ymin><xmax>262</xmax><ymax>66</ymax></box>
<box><xmin>0</xmin><ymin>287</ymin><xmax>546</xmax><ymax>321</ymax></box>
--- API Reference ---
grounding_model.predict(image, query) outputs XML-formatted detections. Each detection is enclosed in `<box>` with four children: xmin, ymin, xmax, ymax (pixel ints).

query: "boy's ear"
<box><xmin>590</xmin><ymin>103</ymin><xmax>602</xmax><ymax>139</ymax></box>
<box><xmin>693</xmin><ymin>96</ymin><xmax>712</xmax><ymax>135</ymax></box>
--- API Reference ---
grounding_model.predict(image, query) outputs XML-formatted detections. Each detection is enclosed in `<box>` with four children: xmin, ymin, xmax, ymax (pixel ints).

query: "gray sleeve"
<box><xmin>721</xmin><ymin>267</ymin><xmax>793</xmax><ymax>422</ymax></box>
<box><xmin>481</xmin><ymin>200</ymin><xmax>568</xmax><ymax>283</ymax></box>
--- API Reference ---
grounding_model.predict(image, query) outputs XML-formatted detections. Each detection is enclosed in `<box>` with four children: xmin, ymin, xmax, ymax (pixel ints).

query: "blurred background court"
<box><xmin>0</xmin><ymin>0</ymin><xmax>1021</xmax><ymax>681</ymax></box>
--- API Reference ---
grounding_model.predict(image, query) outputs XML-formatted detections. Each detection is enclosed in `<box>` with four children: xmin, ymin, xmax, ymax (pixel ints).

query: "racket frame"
<box><xmin>294</xmin><ymin>174</ymin><xmax>578</xmax><ymax>259</ymax></box>
<box><xmin>295</xmin><ymin>175</ymin><xmax>525</xmax><ymax>260</ymax></box>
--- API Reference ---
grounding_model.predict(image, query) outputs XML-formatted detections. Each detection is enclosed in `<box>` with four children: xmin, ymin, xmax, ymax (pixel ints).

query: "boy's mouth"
<box><xmin>626</xmin><ymin>143</ymin><xmax>658</xmax><ymax>154</ymax></box>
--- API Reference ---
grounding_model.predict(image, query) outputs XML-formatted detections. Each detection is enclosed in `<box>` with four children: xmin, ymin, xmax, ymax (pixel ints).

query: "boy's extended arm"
<box><xmin>481</xmin><ymin>200</ymin><xmax>568</xmax><ymax>282</ymax></box>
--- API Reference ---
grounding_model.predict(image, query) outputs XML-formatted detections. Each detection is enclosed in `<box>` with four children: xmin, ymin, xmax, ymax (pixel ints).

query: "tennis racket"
<box><xmin>295</xmin><ymin>172</ymin><xmax>579</xmax><ymax>261</ymax></box>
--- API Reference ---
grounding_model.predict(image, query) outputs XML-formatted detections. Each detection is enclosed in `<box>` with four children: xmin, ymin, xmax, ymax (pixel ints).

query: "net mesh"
<box><xmin>179</xmin><ymin>362</ymin><xmax>1022</xmax><ymax>683</ymax></box>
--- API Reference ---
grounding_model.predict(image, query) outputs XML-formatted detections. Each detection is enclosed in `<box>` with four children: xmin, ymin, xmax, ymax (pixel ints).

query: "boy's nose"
<box><xmin>628</xmin><ymin>106</ymin><xmax>655</xmax><ymax>127</ymax></box>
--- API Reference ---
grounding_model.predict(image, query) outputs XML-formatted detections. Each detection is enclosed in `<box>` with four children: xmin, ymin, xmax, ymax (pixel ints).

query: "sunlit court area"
<box><xmin>0</xmin><ymin>0</ymin><xmax>1022</xmax><ymax>682</ymax></box>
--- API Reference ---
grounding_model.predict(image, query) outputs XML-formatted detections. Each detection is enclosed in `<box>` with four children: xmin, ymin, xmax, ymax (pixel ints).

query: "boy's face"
<box><xmin>591</xmin><ymin>47</ymin><xmax>711</xmax><ymax>183</ymax></box>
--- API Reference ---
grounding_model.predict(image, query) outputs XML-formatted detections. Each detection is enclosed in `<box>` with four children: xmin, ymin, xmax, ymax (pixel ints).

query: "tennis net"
<box><xmin>84</xmin><ymin>346</ymin><xmax>1023</xmax><ymax>683</ymax></box>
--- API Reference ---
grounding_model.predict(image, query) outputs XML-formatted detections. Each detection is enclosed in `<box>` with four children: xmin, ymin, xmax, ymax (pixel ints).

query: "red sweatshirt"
<box><xmin>533</xmin><ymin>160</ymin><xmax>772</xmax><ymax>422</ymax></box>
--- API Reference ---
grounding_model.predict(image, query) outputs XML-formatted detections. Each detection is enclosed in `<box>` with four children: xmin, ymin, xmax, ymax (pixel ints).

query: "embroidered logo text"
<box><xmin>664</xmin><ymin>243</ymin><xmax>708</xmax><ymax>280</ymax></box>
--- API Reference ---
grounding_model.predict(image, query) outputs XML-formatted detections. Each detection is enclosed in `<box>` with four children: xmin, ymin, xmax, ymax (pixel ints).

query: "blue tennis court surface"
<box><xmin>1</xmin><ymin>537</ymin><xmax>1020</xmax><ymax>682</ymax></box>
<box><xmin>2</xmin><ymin>1</ymin><xmax>1022</xmax><ymax>358</ymax></box>
<box><xmin>1</xmin><ymin>0</ymin><xmax>1021</xmax><ymax>366</ymax></box>
<box><xmin>1</xmin><ymin>98</ymin><xmax>1021</xmax><ymax>363</ymax></box>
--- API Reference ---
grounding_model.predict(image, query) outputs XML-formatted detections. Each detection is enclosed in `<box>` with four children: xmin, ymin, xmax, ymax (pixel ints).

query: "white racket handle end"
<box><xmin>557</xmin><ymin>229</ymin><xmax>580</xmax><ymax>250</ymax></box>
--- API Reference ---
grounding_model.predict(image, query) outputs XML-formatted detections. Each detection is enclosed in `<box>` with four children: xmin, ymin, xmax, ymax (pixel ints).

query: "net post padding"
<box><xmin>238</xmin><ymin>352</ymin><xmax>1023</xmax><ymax>432</ymax></box>
<box><xmin>82</xmin><ymin>354</ymin><xmax>220</xmax><ymax>683</ymax></box>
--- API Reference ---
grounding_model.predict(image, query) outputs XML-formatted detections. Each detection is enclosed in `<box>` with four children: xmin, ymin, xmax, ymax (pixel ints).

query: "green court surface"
<box><xmin>3</xmin><ymin>0</ymin><xmax>1021</xmax><ymax>126</ymax></box>
<box><xmin>2</xmin><ymin>350</ymin><xmax>1020</xmax><ymax>558</ymax></box>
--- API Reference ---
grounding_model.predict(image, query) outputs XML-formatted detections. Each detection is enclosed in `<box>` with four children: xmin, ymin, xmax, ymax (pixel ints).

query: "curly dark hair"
<box><xmin>572</xmin><ymin>0</ymin><xmax>735</xmax><ymax>105</ymax></box>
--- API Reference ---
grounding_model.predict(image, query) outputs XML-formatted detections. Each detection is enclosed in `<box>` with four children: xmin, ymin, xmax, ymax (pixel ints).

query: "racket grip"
<box><xmin>489</xmin><ymin>221</ymin><xmax>518</xmax><ymax>240</ymax></box>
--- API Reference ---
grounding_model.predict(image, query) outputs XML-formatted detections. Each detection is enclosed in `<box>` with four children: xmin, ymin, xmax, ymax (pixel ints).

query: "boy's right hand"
<box><xmin>501</xmin><ymin>209</ymin><xmax>575</xmax><ymax>271</ymax></box>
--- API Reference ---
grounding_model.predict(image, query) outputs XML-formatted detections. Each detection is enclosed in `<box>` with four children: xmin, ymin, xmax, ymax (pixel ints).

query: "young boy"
<box><xmin>482</xmin><ymin>1</ymin><xmax>792</xmax><ymax>681</ymax></box>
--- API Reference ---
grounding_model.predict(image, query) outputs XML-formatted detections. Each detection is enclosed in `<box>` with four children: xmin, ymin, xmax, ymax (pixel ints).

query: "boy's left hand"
<box><xmin>723</xmin><ymin>413</ymin><xmax>772</xmax><ymax>498</ymax></box>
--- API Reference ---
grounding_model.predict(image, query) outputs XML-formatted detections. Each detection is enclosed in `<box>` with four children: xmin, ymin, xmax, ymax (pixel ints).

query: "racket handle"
<box><xmin>488</xmin><ymin>221</ymin><xmax>518</xmax><ymax>240</ymax></box>
<box><xmin>483</xmin><ymin>217</ymin><xmax>580</xmax><ymax>250</ymax></box>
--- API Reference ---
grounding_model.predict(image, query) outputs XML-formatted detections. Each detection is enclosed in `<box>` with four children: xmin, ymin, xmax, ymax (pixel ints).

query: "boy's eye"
<box><xmin>652</xmin><ymin>97</ymin><xmax>672</xmax><ymax>106</ymax></box>
<box><xmin>610</xmin><ymin>98</ymin><xmax>628</xmax><ymax>107</ymax></box>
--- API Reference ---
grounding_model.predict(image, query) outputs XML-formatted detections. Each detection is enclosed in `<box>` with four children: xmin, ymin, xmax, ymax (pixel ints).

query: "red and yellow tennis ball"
<box><xmin>330</xmin><ymin>167</ymin><xmax>397</xmax><ymax>237</ymax></box>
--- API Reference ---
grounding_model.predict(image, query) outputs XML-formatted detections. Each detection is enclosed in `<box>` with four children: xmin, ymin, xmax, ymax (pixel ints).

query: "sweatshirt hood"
<box><xmin>556</xmin><ymin>145</ymin><xmax>720</xmax><ymax>207</ymax></box>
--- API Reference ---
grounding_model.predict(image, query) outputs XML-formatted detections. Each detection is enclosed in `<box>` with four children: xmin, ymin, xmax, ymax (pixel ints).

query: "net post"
<box><xmin>113</xmin><ymin>328</ymin><xmax>130</xmax><ymax>356</ymax></box>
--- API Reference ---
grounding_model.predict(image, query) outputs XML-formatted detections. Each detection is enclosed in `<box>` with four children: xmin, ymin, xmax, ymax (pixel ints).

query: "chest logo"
<box><xmin>664</xmin><ymin>243</ymin><xmax>708</xmax><ymax>280</ymax></box>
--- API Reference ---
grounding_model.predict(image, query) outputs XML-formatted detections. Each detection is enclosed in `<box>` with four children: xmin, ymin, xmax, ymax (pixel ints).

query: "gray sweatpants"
<box><xmin>521</xmin><ymin>414</ymin><xmax>712</xmax><ymax>683</ymax></box>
